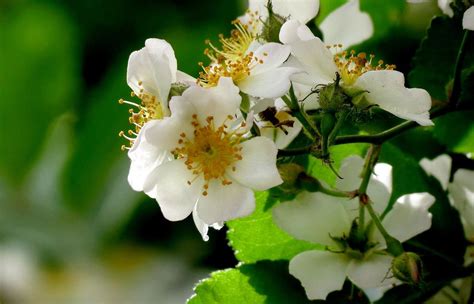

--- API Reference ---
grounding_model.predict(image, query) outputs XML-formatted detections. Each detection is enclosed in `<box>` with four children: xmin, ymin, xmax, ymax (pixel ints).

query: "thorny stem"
<box><xmin>356</xmin><ymin>145</ymin><xmax>381</xmax><ymax>241</ymax></box>
<box><xmin>282</xmin><ymin>85</ymin><xmax>320</xmax><ymax>141</ymax></box>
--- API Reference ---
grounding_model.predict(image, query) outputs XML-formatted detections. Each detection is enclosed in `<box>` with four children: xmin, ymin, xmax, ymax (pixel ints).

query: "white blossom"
<box><xmin>438</xmin><ymin>1</ymin><xmax>474</xmax><ymax>31</ymax></box>
<box><xmin>131</xmin><ymin>77</ymin><xmax>282</xmax><ymax>240</ymax></box>
<box><xmin>122</xmin><ymin>38</ymin><xmax>193</xmax><ymax>192</ymax></box>
<box><xmin>273</xmin><ymin>156</ymin><xmax>435</xmax><ymax>300</ymax></box>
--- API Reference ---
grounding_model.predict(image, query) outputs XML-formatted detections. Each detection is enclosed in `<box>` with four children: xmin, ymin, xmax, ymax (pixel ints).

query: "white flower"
<box><xmin>199</xmin><ymin>37</ymin><xmax>299</xmax><ymax>99</ymax></box>
<box><xmin>419</xmin><ymin>154</ymin><xmax>474</xmax><ymax>242</ymax></box>
<box><xmin>463</xmin><ymin>6</ymin><xmax>474</xmax><ymax>31</ymax></box>
<box><xmin>273</xmin><ymin>156</ymin><xmax>435</xmax><ymax>300</ymax></box>
<box><xmin>252</xmin><ymin>97</ymin><xmax>303</xmax><ymax>149</ymax></box>
<box><xmin>132</xmin><ymin>77</ymin><xmax>282</xmax><ymax>240</ymax></box>
<box><xmin>121</xmin><ymin>38</ymin><xmax>193</xmax><ymax>192</ymax></box>
<box><xmin>279</xmin><ymin>11</ymin><xmax>433</xmax><ymax>126</ymax></box>
<box><xmin>438</xmin><ymin>1</ymin><xmax>474</xmax><ymax>31</ymax></box>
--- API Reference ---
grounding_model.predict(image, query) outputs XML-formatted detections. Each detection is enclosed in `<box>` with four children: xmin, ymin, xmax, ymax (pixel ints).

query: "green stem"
<box><xmin>328</xmin><ymin>110</ymin><xmax>349</xmax><ymax>146</ymax></box>
<box><xmin>452</xmin><ymin>30</ymin><xmax>471</xmax><ymax>107</ymax></box>
<box><xmin>299</xmin><ymin>174</ymin><xmax>352</xmax><ymax>197</ymax></box>
<box><xmin>366</xmin><ymin>201</ymin><xmax>404</xmax><ymax>256</ymax></box>
<box><xmin>278</xmin><ymin>145</ymin><xmax>313</xmax><ymax>157</ymax></box>
<box><xmin>356</xmin><ymin>145</ymin><xmax>381</xmax><ymax>239</ymax></box>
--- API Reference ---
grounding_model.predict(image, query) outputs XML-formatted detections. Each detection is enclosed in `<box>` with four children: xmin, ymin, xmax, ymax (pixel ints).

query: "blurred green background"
<box><xmin>0</xmin><ymin>0</ymin><xmax>441</xmax><ymax>303</ymax></box>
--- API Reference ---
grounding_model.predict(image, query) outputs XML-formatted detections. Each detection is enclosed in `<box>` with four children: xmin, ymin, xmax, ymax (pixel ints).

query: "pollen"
<box><xmin>171</xmin><ymin>114</ymin><xmax>246</xmax><ymax>195</ymax></box>
<box><xmin>197</xmin><ymin>13</ymin><xmax>261</xmax><ymax>87</ymax></box>
<box><xmin>330</xmin><ymin>45</ymin><xmax>396</xmax><ymax>86</ymax></box>
<box><xmin>118</xmin><ymin>81</ymin><xmax>165</xmax><ymax>150</ymax></box>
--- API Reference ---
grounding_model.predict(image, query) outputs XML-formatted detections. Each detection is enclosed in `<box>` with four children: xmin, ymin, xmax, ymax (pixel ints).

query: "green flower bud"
<box><xmin>168</xmin><ymin>82</ymin><xmax>189</xmax><ymax>99</ymax></box>
<box><xmin>261</xmin><ymin>1</ymin><xmax>286</xmax><ymax>43</ymax></box>
<box><xmin>391</xmin><ymin>252</ymin><xmax>424</xmax><ymax>286</ymax></box>
<box><xmin>318</xmin><ymin>74</ymin><xmax>350</xmax><ymax>112</ymax></box>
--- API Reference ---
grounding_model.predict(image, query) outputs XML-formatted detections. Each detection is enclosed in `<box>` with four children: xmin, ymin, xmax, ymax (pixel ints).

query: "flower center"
<box><xmin>197</xmin><ymin>13</ymin><xmax>265</xmax><ymax>87</ymax></box>
<box><xmin>330</xmin><ymin>45</ymin><xmax>396</xmax><ymax>86</ymax></box>
<box><xmin>172</xmin><ymin>114</ymin><xmax>246</xmax><ymax>195</ymax></box>
<box><xmin>118</xmin><ymin>81</ymin><xmax>165</xmax><ymax>150</ymax></box>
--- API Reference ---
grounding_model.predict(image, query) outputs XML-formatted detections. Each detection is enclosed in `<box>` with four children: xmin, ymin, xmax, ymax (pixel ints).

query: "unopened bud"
<box><xmin>277</xmin><ymin>163</ymin><xmax>305</xmax><ymax>192</ymax></box>
<box><xmin>318</xmin><ymin>74</ymin><xmax>350</xmax><ymax>112</ymax></box>
<box><xmin>391</xmin><ymin>252</ymin><xmax>423</xmax><ymax>286</ymax></box>
<box><xmin>261</xmin><ymin>1</ymin><xmax>286</xmax><ymax>42</ymax></box>
<box><xmin>168</xmin><ymin>83</ymin><xmax>189</xmax><ymax>99</ymax></box>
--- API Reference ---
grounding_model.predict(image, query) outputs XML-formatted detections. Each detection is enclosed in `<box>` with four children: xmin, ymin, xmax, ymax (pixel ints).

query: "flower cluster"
<box><xmin>117</xmin><ymin>0</ymin><xmax>474</xmax><ymax>301</ymax></box>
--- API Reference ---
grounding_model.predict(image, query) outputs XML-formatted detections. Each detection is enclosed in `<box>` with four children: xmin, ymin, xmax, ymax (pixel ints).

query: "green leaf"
<box><xmin>409</xmin><ymin>16</ymin><xmax>474</xmax><ymax>101</ymax></box>
<box><xmin>433</xmin><ymin>110</ymin><xmax>474</xmax><ymax>154</ymax></box>
<box><xmin>0</xmin><ymin>3</ymin><xmax>79</xmax><ymax>184</ymax></box>
<box><xmin>227</xmin><ymin>191</ymin><xmax>320</xmax><ymax>264</ymax></box>
<box><xmin>227</xmin><ymin>144</ymin><xmax>367</xmax><ymax>264</ymax></box>
<box><xmin>188</xmin><ymin>261</ymin><xmax>312</xmax><ymax>304</ymax></box>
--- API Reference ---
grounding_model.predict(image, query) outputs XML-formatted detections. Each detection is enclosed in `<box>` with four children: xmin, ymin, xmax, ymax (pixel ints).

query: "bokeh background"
<box><xmin>0</xmin><ymin>0</ymin><xmax>443</xmax><ymax>303</ymax></box>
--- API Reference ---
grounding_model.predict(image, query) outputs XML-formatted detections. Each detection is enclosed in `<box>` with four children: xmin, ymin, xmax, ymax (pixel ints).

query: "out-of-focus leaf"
<box><xmin>61</xmin><ymin>62</ymin><xmax>132</xmax><ymax>211</ymax></box>
<box><xmin>188</xmin><ymin>261</ymin><xmax>312</xmax><ymax>304</ymax></box>
<box><xmin>409</xmin><ymin>16</ymin><xmax>474</xmax><ymax>101</ymax></box>
<box><xmin>433</xmin><ymin>110</ymin><xmax>474</xmax><ymax>154</ymax></box>
<box><xmin>0</xmin><ymin>4</ymin><xmax>79</xmax><ymax>184</ymax></box>
<box><xmin>227</xmin><ymin>191</ymin><xmax>320</xmax><ymax>264</ymax></box>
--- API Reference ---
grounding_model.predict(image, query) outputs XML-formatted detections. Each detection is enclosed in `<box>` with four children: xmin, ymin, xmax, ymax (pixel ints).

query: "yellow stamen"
<box><xmin>172</xmin><ymin>114</ymin><xmax>246</xmax><ymax>195</ymax></box>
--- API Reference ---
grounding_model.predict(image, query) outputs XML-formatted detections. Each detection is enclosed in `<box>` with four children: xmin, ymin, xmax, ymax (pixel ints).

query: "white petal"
<box><xmin>336</xmin><ymin>155</ymin><xmax>365</xmax><ymax>191</ymax></box>
<box><xmin>127</xmin><ymin>38</ymin><xmax>176</xmax><ymax>112</ymax></box>
<box><xmin>279</xmin><ymin>19</ymin><xmax>316</xmax><ymax>44</ymax></box>
<box><xmin>336</xmin><ymin>156</ymin><xmax>392</xmax><ymax>218</ymax></box>
<box><xmin>272</xmin><ymin>0</ymin><xmax>320</xmax><ymax>24</ymax></box>
<box><xmin>176</xmin><ymin>70</ymin><xmax>196</xmax><ymax>85</ymax></box>
<box><xmin>227</xmin><ymin>137</ymin><xmax>282</xmax><ymax>190</ymax></box>
<box><xmin>251</xmin><ymin>43</ymin><xmax>291</xmax><ymax>75</ymax></box>
<box><xmin>463</xmin><ymin>6</ymin><xmax>474</xmax><ymax>31</ymax></box>
<box><xmin>272</xmin><ymin>191</ymin><xmax>352</xmax><ymax>246</ymax></box>
<box><xmin>144</xmin><ymin>160</ymin><xmax>202</xmax><ymax>221</ymax></box>
<box><xmin>143</xmin><ymin>111</ymin><xmax>193</xmax><ymax>152</ymax></box>
<box><xmin>375</xmin><ymin>192</ymin><xmax>435</xmax><ymax>245</ymax></box>
<box><xmin>373</xmin><ymin>162</ymin><xmax>393</xmax><ymax>194</ymax></box>
<box><xmin>289</xmin><ymin>250</ymin><xmax>350</xmax><ymax>300</ymax></box>
<box><xmin>182</xmin><ymin>77</ymin><xmax>241</xmax><ymax>126</ymax></box>
<box><xmin>192</xmin><ymin>205</ymin><xmax>210</xmax><ymax>241</ymax></box>
<box><xmin>419</xmin><ymin>154</ymin><xmax>452</xmax><ymax>190</ymax></box>
<box><xmin>438</xmin><ymin>0</ymin><xmax>454</xmax><ymax>17</ymax></box>
<box><xmin>127</xmin><ymin>122</ymin><xmax>172</xmax><ymax>191</ymax></box>
<box><xmin>239</xmin><ymin>67</ymin><xmax>300</xmax><ymax>98</ymax></box>
<box><xmin>320</xmin><ymin>0</ymin><xmax>373</xmax><ymax>49</ymax></box>
<box><xmin>284</xmin><ymin>32</ymin><xmax>338</xmax><ymax>86</ymax></box>
<box><xmin>354</xmin><ymin>70</ymin><xmax>433</xmax><ymax>126</ymax></box>
<box><xmin>196</xmin><ymin>180</ymin><xmax>255</xmax><ymax>224</ymax></box>
<box><xmin>449</xmin><ymin>169</ymin><xmax>474</xmax><ymax>241</ymax></box>
<box><xmin>347</xmin><ymin>254</ymin><xmax>395</xmax><ymax>289</ymax></box>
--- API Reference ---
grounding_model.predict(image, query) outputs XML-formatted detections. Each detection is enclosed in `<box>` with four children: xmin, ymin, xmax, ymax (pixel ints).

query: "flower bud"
<box><xmin>277</xmin><ymin>163</ymin><xmax>306</xmax><ymax>192</ymax></box>
<box><xmin>391</xmin><ymin>252</ymin><xmax>423</xmax><ymax>286</ymax></box>
<box><xmin>261</xmin><ymin>1</ymin><xmax>286</xmax><ymax>43</ymax></box>
<box><xmin>318</xmin><ymin>75</ymin><xmax>350</xmax><ymax>112</ymax></box>
<box><xmin>168</xmin><ymin>82</ymin><xmax>189</xmax><ymax>99</ymax></box>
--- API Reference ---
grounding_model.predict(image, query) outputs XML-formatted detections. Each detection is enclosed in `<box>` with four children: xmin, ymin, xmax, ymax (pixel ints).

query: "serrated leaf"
<box><xmin>409</xmin><ymin>16</ymin><xmax>474</xmax><ymax>101</ymax></box>
<box><xmin>188</xmin><ymin>261</ymin><xmax>312</xmax><ymax>304</ymax></box>
<box><xmin>227</xmin><ymin>191</ymin><xmax>321</xmax><ymax>263</ymax></box>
